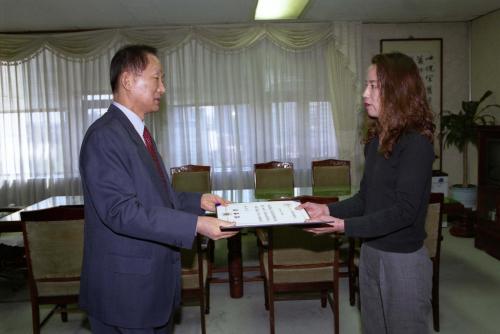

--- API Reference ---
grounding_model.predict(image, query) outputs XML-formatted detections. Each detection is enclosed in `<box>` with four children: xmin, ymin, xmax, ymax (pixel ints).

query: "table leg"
<box><xmin>227</xmin><ymin>233</ymin><xmax>243</xmax><ymax>298</ymax></box>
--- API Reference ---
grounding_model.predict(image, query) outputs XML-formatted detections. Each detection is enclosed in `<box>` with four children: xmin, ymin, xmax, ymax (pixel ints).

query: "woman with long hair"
<box><xmin>301</xmin><ymin>52</ymin><xmax>436</xmax><ymax>333</ymax></box>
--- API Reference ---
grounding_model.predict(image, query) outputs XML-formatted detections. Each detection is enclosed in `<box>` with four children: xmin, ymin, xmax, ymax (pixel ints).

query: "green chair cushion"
<box><xmin>25</xmin><ymin>220</ymin><xmax>84</xmax><ymax>280</ymax></box>
<box><xmin>262</xmin><ymin>227</ymin><xmax>340</xmax><ymax>283</ymax></box>
<box><xmin>263</xmin><ymin>257</ymin><xmax>334</xmax><ymax>283</ymax></box>
<box><xmin>313</xmin><ymin>165</ymin><xmax>350</xmax><ymax>187</ymax></box>
<box><xmin>255</xmin><ymin>168</ymin><xmax>293</xmax><ymax>198</ymax></box>
<box><xmin>172</xmin><ymin>171</ymin><xmax>211</xmax><ymax>193</ymax></box>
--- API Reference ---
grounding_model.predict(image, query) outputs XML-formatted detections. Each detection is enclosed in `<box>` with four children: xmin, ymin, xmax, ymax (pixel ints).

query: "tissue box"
<box><xmin>431</xmin><ymin>175</ymin><xmax>448</xmax><ymax>196</ymax></box>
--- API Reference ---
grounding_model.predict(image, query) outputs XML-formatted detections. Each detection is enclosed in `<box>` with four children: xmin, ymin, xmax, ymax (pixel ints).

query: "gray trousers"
<box><xmin>359</xmin><ymin>244</ymin><xmax>432</xmax><ymax>334</ymax></box>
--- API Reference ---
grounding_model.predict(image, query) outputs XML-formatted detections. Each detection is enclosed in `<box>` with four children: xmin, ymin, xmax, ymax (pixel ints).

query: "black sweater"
<box><xmin>327</xmin><ymin>132</ymin><xmax>434</xmax><ymax>253</ymax></box>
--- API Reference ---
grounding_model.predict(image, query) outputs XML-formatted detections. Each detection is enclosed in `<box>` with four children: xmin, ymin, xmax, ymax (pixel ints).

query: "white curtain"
<box><xmin>0</xmin><ymin>23</ymin><xmax>362</xmax><ymax>207</ymax></box>
<box><xmin>0</xmin><ymin>47</ymin><xmax>119</xmax><ymax>206</ymax></box>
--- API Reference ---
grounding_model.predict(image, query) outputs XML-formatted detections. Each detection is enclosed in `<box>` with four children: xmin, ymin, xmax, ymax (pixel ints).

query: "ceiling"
<box><xmin>1</xmin><ymin>0</ymin><xmax>499</xmax><ymax>33</ymax></box>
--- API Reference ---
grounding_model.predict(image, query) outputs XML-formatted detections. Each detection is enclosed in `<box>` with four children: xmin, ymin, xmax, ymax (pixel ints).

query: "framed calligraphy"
<box><xmin>380</xmin><ymin>38</ymin><xmax>443</xmax><ymax>171</ymax></box>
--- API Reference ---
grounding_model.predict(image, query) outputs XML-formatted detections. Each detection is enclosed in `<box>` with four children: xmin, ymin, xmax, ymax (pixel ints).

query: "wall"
<box><xmin>362</xmin><ymin>22</ymin><xmax>470</xmax><ymax>187</ymax></box>
<box><xmin>471</xmin><ymin>10</ymin><xmax>500</xmax><ymax>184</ymax></box>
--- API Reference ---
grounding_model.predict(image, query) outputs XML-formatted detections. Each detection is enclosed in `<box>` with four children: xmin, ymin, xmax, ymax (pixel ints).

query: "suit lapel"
<box><xmin>109</xmin><ymin>105</ymin><xmax>174</xmax><ymax>206</ymax></box>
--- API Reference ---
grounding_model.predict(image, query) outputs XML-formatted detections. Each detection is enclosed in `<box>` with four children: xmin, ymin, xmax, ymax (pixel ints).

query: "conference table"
<box><xmin>0</xmin><ymin>187</ymin><xmax>465</xmax><ymax>299</ymax></box>
<box><xmin>0</xmin><ymin>188</ymin><xmax>346</xmax><ymax>298</ymax></box>
<box><xmin>0</xmin><ymin>196</ymin><xmax>84</xmax><ymax>232</ymax></box>
<box><xmin>0</xmin><ymin>188</ymin><xmax>344</xmax><ymax>231</ymax></box>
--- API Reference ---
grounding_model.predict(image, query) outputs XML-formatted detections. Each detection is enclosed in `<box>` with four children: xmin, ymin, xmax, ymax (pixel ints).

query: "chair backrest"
<box><xmin>424</xmin><ymin>193</ymin><xmax>444</xmax><ymax>259</ymax></box>
<box><xmin>270</xmin><ymin>226</ymin><xmax>340</xmax><ymax>266</ymax></box>
<box><xmin>269</xmin><ymin>197</ymin><xmax>339</xmax><ymax>270</ymax></box>
<box><xmin>171</xmin><ymin>164</ymin><xmax>211</xmax><ymax>193</ymax></box>
<box><xmin>312</xmin><ymin>159</ymin><xmax>351</xmax><ymax>195</ymax></box>
<box><xmin>170</xmin><ymin>165</ymin><xmax>211</xmax><ymax>289</ymax></box>
<box><xmin>254</xmin><ymin>161</ymin><xmax>294</xmax><ymax>198</ymax></box>
<box><xmin>20</xmin><ymin>206</ymin><xmax>84</xmax><ymax>297</ymax></box>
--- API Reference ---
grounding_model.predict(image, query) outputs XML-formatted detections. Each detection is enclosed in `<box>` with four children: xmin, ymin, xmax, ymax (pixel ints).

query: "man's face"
<box><xmin>128</xmin><ymin>54</ymin><xmax>166</xmax><ymax>118</ymax></box>
<box><xmin>362</xmin><ymin>64</ymin><xmax>381</xmax><ymax>118</ymax></box>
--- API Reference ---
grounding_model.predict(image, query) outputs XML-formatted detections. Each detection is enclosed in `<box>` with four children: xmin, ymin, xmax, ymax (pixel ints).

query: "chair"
<box><xmin>254</xmin><ymin>161</ymin><xmax>294</xmax><ymax>199</ymax></box>
<box><xmin>257</xmin><ymin>196</ymin><xmax>341</xmax><ymax>334</ymax></box>
<box><xmin>349</xmin><ymin>193</ymin><xmax>445</xmax><ymax>331</ymax></box>
<box><xmin>312</xmin><ymin>159</ymin><xmax>351</xmax><ymax>196</ymax></box>
<box><xmin>180</xmin><ymin>235</ymin><xmax>211</xmax><ymax>334</ymax></box>
<box><xmin>0</xmin><ymin>207</ymin><xmax>26</xmax><ymax>286</ymax></box>
<box><xmin>171</xmin><ymin>164</ymin><xmax>211</xmax><ymax>193</ymax></box>
<box><xmin>425</xmin><ymin>192</ymin><xmax>444</xmax><ymax>332</ymax></box>
<box><xmin>170</xmin><ymin>165</ymin><xmax>212</xmax><ymax>334</ymax></box>
<box><xmin>20</xmin><ymin>206</ymin><xmax>84</xmax><ymax>334</ymax></box>
<box><xmin>293</xmin><ymin>196</ymin><xmax>357</xmax><ymax>305</ymax></box>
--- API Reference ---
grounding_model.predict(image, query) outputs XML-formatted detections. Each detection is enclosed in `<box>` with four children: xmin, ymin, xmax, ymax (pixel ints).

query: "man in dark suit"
<box><xmin>79</xmin><ymin>44</ymin><xmax>236</xmax><ymax>333</ymax></box>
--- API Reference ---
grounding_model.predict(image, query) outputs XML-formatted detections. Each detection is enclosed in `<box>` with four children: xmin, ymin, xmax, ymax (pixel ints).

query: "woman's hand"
<box><xmin>297</xmin><ymin>202</ymin><xmax>329</xmax><ymax>218</ymax></box>
<box><xmin>304</xmin><ymin>215</ymin><xmax>345</xmax><ymax>235</ymax></box>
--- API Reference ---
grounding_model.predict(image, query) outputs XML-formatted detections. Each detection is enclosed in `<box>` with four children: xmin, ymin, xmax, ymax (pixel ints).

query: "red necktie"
<box><xmin>143</xmin><ymin>126</ymin><xmax>168</xmax><ymax>190</ymax></box>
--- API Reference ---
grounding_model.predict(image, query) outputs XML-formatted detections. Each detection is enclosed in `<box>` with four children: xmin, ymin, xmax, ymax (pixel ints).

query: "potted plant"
<box><xmin>441</xmin><ymin>90</ymin><xmax>500</xmax><ymax>208</ymax></box>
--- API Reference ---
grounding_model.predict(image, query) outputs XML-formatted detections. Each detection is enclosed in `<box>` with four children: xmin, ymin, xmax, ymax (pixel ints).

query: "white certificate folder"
<box><xmin>217</xmin><ymin>200</ymin><xmax>311</xmax><ymax>229</ymax></box>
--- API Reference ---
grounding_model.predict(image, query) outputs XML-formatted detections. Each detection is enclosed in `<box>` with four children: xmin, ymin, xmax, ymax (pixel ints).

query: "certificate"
<box><xmin>217</xmin><ymin>200</ymin><xmax>311</xmax><ymax>229</ymax></box>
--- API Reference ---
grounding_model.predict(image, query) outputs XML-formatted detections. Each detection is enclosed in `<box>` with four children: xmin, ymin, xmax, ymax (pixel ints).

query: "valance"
<box><xmin>0</xmin><ymin>22</ymin><xmax>360</xmax><ymax>73</ymax></box>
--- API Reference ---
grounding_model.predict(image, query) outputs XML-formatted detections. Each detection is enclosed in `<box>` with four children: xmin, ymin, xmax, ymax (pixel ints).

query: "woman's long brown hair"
<box><xmin>365</xmin><ymin>52</ymin><xmax>435</xmax><ymax>158</ymax></box>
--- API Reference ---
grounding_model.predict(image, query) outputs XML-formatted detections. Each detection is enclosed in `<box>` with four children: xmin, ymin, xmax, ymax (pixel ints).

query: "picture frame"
<box><xmin>380</xmin><ymin>38</ymin><xmax>443</xmax><ymax>171</ymax></box>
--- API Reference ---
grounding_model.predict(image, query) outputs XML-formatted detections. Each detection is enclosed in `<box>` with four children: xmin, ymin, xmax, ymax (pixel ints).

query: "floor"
<box><xmin>1</xmin><ymin>228</ymin><xmax>500</xmax><ymax>334</ymax></box>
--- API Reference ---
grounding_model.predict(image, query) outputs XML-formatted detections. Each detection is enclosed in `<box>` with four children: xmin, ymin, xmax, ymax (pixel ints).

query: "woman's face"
<box><xmin>362</xmin><ymin>65</ymin><xmax>381</xmax><ymax>118</ymax></box>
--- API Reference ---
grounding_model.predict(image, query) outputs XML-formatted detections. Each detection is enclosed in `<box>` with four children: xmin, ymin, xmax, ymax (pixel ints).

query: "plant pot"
<box><xmin>450</xmin><ymin>185</ymin><xmax>477</xmax><ymax>210</ymax></box>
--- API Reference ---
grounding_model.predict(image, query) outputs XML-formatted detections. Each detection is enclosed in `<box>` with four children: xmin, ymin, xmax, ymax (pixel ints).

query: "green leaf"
<box><xmin>441</xmin><ymin>90</ymin><xmax>500</xmax><ymax>184</ymax></box>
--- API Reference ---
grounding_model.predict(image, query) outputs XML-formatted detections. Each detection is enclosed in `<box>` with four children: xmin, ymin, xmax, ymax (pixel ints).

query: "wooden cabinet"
<box><xmin>475</xmin><ymin>185</ymin><xmax>500</xmax><ymax>259</ymax></box>
<box><xmin>475</xmin><ymin>126</ymin><xmax>500</xmax><ymax>260</ymax></box>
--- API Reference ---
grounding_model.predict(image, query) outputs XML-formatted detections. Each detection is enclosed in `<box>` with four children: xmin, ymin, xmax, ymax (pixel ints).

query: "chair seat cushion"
<box><xmin>263</xmin><ymin>252</ymin><xmax>334</xmax><ymax>283</ymax></box>
<box><xmin>37</xmin><ymin>280</ymin><xmax>80</xmax><ymax>297</ymax></box>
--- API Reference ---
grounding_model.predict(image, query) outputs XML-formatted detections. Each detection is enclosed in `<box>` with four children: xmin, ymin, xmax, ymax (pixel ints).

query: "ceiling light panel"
<box><xmin>255</xmin><ymin>0</ymin><xmax>309</xmax><ymax>20</ymax></box>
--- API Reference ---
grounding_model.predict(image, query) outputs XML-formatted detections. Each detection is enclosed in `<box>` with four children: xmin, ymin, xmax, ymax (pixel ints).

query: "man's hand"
<box><xmin>201</xmin><ymin>193</ymin><xmax>230</xmax><ymax>212</ymax></box>
<box><xmin>196</xmin><ymin>216</ymin><xmax>238</xmax><ymax>240</ymax></box>
<box><xmin>297</xmin><ymin>202</ymin><xmax>329</xmax><ymax>218</ymax></box>
<box><xmin>304</xmin><ymin>215</ymin><xmax>345</xmax><ymax>235</ymax></box>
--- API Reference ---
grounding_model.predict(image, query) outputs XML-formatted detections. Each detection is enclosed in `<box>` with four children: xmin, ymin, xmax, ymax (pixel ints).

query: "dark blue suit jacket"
<box><xmin>79</xmin><ymin>104</ymin><xmax>203</xmax><ymax>328</ymax></box>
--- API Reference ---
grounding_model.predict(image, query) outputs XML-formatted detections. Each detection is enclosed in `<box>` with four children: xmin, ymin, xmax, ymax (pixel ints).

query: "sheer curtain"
<box><xmin>0</xmin><ymin>47</ymin><xmax>120</xmax><ymax>206</ymax></box>
<box><xmin>0</xmin><ymin>23</ymin><xmax>362</xmax><ymax>206</ymax></box>
<box><xmin>161</xmin><ymin>38</ymin><xmax>338</xmax><ymax>189</ymax></box>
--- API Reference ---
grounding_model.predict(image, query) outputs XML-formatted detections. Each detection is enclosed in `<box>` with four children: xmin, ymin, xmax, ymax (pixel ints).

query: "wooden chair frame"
<box><xmin>257</xmin><ymin>196</ymin><xmax>341</xmax><ymax>334</ymax></box>
<box><xmin>292</xmin><ymin>196</ymin><xmax>357</xmax><ymax>306</ymax></box>
<box><xmin>428</xmin><ymin>192</ymin><xmax>444</xmax><ymax>332</ymax></box>
<box><xmin>171</xmin><ymin>164</ymin><xmax>211</xmax><ymax>175</ymax></box>
<box><xmin>180</xmin><ymin>235</ymin><xmax>212</xmax><ymax>334</ymax></box>
<box><xmin>20</xmin><ymin>206</ymin><xmax>84</xmax><ymax>334</ymax></box>
<box><xmin>254</xmin><ymin>161</ymin><xmax>293</xmax><ymax>170</ymax></box>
